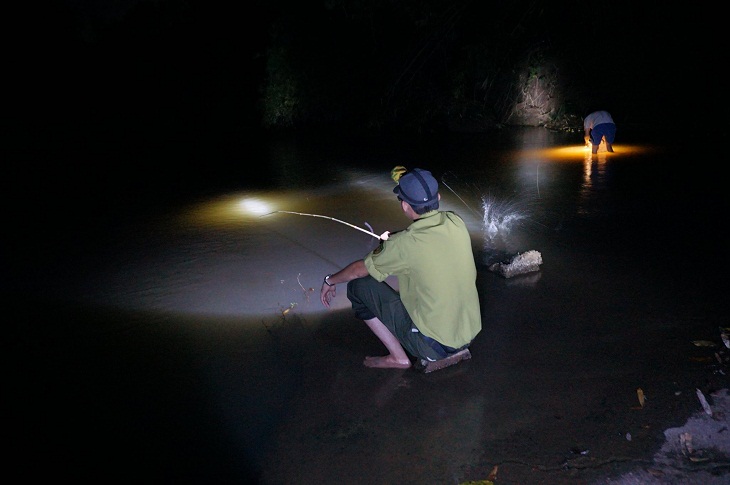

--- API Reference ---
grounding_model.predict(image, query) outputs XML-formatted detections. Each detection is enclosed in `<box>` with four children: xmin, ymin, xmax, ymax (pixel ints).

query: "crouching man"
<box><xmin>320</xmin><ymin>167</ymin><xmax>482</xmax><ymax>372</ymax></box>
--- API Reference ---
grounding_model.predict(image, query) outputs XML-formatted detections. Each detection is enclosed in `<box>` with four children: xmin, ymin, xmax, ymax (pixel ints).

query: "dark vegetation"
<box><xmin>9</xmin><ymin>0</ymin><xmax>714</xmax><ymax>144</ymax></box>
<box><xmin>259</xmin><ymin>0</ymin><xmax>592</xmax><ymax>133</ymax></box>
<box><xmin>5</xmin><ymin>1</ymin><xmax>717</xmax><ymax>223</ymax></box>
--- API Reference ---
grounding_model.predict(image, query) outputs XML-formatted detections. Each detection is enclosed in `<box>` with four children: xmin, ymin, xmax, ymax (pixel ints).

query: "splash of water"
<box><xmin>481</xmin><ymin>194</ymin><xmax>527</xmax><ymax>249</ymax></box>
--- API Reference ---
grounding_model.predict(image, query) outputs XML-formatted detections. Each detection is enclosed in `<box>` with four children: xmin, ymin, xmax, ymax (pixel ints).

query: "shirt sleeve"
<box><xmin>364</xmin><ymin>232</ymin><xmax>410</xmax><ymax>282</ymax></box>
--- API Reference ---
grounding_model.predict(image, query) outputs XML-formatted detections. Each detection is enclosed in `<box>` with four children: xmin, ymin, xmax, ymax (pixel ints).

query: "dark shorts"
<box><xmin>590</xmin><ymin>122</ymin><xmax>616</xmax><ymax>145</ymax></box>
<box><xmin>346</xmin><ymin>276</ymin><xmax>465</xmax><ymax>361</ymax></box>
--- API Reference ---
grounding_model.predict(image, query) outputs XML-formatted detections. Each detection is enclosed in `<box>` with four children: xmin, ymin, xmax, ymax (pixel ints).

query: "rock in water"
<box><xmin>489</xmin><ymin>250</ymin><xmax>543</xmax><ymax>278</ymax></box>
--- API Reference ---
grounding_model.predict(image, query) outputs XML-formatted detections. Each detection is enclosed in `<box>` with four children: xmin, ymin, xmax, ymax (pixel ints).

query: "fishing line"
<box><xmin>440</xmin><ymin>176</ymin><xmax>482</xmax><ymax>219</ymax></box>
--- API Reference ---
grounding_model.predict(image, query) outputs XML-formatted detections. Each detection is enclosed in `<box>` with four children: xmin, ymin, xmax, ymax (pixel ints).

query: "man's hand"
<box><xmin>319</xmin><ymin>260</ymin><xmax>367</xmax><ymax>308</ymax></box>
<box><xmin>321</xmin><ymin>282</ymin><xmax>336</xmax><ymax>308</ymax></box>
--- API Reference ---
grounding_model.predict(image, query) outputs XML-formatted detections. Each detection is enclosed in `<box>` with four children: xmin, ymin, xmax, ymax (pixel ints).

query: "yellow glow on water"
<box><xmin>520</xmin><ymin>144</ymin><xmax>654</xmax><ymax>162</ymax></box>
<box><xmin>178</xmin><ymin>193</ymin><xmax>288</xmax><ymax>228</ymax></box>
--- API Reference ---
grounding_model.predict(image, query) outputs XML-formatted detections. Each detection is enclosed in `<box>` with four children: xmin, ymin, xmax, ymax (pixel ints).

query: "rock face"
<box><xmin>499</xmin><ymin>50</ymin><xmax>566</xmax><ymax>128</ymax></box>
<box><xmin>488</xmin><ymin>250</ymin><xmax>543</xmax><ymax>278</ymax></box>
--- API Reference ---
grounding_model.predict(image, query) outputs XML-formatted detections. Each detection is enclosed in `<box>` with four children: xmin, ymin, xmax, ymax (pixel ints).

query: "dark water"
<box><xmin>8</xmin><ymin>126</ymin><xmax>729</xmax><ymax>484</ymax></box>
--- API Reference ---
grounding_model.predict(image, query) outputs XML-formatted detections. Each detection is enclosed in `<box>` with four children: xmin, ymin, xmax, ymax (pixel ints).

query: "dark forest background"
<box><xmin>8</xmin><ymin>1</ymin><xmax>717</xmax><ymax>140</ymax></box>
<box><xmin>4</xmin><ymin>0</ymin><xmax>719</xmax><ymax>220</ymax></box>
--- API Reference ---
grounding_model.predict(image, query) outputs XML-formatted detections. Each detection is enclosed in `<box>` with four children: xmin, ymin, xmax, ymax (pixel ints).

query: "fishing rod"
<box><xmin>262</xmin><ymin>210</ymin><xmax>391</xmax><ymax>240</ymax></box>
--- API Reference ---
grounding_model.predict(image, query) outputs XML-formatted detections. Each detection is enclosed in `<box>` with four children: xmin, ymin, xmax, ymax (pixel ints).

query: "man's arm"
<box><xmin>320</xmin><ymin>260</ymin><xmax>370</xmax><ymax>308</ymax></box>
<box><xmin>327</xmin><ymin>260</ymin><xmax>369</xmax><ymax>285</ymax></box>
<box><xmin>583</xmin><ymin>114</ymin><xmax>593</xmax><ymax>145</ymax></box>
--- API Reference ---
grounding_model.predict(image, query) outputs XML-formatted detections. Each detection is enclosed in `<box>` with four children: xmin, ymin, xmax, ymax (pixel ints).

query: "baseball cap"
<box><xmin>393</xmin><ymin>168</ymin><xmax>439</xmax><ymax>207</ymax></box>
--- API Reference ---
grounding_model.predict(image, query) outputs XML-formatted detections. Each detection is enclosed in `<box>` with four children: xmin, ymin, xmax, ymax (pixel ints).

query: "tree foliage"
<box><xmin>260</xmin><ymin>0</ymin><xmax>592</xmax><ymax>132</ymax></box>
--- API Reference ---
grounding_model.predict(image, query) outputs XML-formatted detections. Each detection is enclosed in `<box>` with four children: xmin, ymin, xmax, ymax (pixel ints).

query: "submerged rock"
<box><xmin>488</xmin><ymin>250</ymin><xmax>543</xmax><ymax>278</ymax></box>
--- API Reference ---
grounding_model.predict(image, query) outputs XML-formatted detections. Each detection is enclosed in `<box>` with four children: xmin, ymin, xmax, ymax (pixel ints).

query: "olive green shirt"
<box><xmin>364</xmin><ymin>210</ymin><xmax>481</xmax><ymax>348</ymax></box>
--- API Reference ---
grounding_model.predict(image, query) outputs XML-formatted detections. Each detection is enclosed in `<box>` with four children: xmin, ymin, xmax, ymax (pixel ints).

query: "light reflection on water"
<box><xmin>17</xmin><ymin>127</ymin><xmax>666</xmax><ymax>320</ymax></box>
<box><xmin>10</xmin><ymin>126</ymin><xmax>727</xmax><ymax>485</ymax></box>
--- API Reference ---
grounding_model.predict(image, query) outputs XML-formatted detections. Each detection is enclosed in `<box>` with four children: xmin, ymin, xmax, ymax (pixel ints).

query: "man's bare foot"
<box><xmin>364</xmin><ymin>355</ymin><xmax>411</xmax><ymax>369</ymax></box>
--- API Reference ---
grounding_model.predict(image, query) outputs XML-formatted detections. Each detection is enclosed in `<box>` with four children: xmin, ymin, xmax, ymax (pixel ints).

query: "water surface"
<box><xmin>9</xmin><ymin>126</ymin><xmax>728</xmax><ymax>484</ymax></box>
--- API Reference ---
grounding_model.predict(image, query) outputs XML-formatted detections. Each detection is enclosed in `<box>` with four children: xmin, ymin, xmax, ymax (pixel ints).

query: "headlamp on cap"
<box><xmin>392</xmin><ymin>168</ymin><xmax>439</xmax><ymax>207</ymax></box>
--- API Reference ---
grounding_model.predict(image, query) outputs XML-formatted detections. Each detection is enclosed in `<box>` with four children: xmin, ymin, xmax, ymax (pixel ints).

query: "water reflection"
<box><xmin>13</xmin><ymin>126</ymin><xmax>723</xmax><ymax>485</ymax></box>
<box><xmin>17</xmin><ymin>128</ymin><xmax>662</xmax><ymax>322</ymax></box>
<box><xmin>579</xmin><ymin>149</ymin><xmax>609</xmax><ymax>216</ymax></box>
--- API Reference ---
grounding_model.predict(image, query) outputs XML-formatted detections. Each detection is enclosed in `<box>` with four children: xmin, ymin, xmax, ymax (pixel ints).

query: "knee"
<box><xmin>346</xmin><ymin>277</ymin><xmax>362</xmax><ymax>295</ymax></box>
<box><xmin>346</xmin><ymin>276</ymin><xmax>370</xmax><ymax>302</ymax></box>
<box><xmin>347</xmin><ymin>277</ymin><xmax>378</xmax><ymax>320</ymax></box>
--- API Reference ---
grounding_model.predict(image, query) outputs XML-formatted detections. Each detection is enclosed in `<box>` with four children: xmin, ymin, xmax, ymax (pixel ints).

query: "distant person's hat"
<box><xmin>393</xmin><ymin>168</ymin><xmax>438</xmax><ymax>207</ymax></box>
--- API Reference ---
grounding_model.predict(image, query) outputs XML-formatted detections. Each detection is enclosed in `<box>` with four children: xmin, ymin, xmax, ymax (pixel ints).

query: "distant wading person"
<box><xmin>584</xmin><ymin>110</ymin><xmax>616</xmax><ymax>154</ymax></box>
<box><xmin>320</xmin><ymin>167</ymin><xmax>482</xmax><ymax>372</ymax></box>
